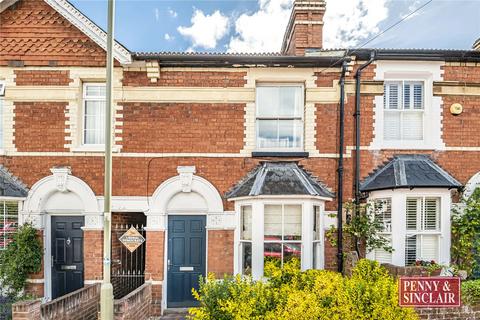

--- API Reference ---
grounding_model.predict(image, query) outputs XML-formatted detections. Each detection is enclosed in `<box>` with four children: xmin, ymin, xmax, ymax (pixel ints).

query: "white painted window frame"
<box><xmin>254</xmin><ymin>83</ymin><xmax>305</xmax><ymax>152</ymax></box>
<box><xmin>370</xmin><ymin>61</ymin><xmax>445</xmax><ymax>150</ymax></box>
<box><xmin>233</xmin><ymin>197</ymin><xmax>326</xmax><ymax>280</ymax></box>
<box><xmin>82</xmin><ymin>83</ymin><xmax>106</xmax><ymax>147</ymax></box>
<box><xmin>366</xmin><ymin>188</ymin><xmax>451</xmax><ymax>267</ymax></box>
<box><xmin>0</xmin><ymin>80</ymin><xmax>4</xmax><ymax>152</ymax></box>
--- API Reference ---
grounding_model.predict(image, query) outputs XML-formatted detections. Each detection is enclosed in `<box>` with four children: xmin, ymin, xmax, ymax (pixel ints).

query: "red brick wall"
<box><xmin>83</xmin><ymin>230</ymin><xmax>103</xmax><ymax>281</ymax></box>
<box><xmin>0</xmin><ymin>0</ymin><xmax>107</xmax><ymax>67</ymax></box>
<box><xmin>14</xmin><ymin>70</ymin><xmax>72</xmax><ymax>86</ymax></box>
<box><xmin>207</xmin><ymin>230</ymin><xmax>234</xmax><ymax>277</ymax></box>
<box><xmin>441</xmin><ymin>95</ymin><xmax>480</xmax><ymax>147</ymax></box>
<box><xmin>144</xmin><ymin>231</ymin><xmax>164</xmax><ymax>316</ymax></box>
<box><xmin>14</xmin><ymin>102</ymin><xmax>67</xmax><ymax>152</ymax></box>
<box><xmin>114</xmin><ymin>283</ymin><xmax>151</xmax><ymax>320</ymax></box>
<box><xmin>121</xmin><ymin>103</ymin><xmax>245</xmax><ymax>153</ymax></box>
<box><xmin>417</xmin><ymin>306</ymin><xmax>480</xmax><ymax>320</ymax></box>
<box><xmin>443</xmin><ymin>64</ymin><xmax>480</xmax><ymax>82</ymax></box>
<box><xmin>123</xmin><ymin>71</ymin><xmax>247</xmax><ymax>87</ymax></box>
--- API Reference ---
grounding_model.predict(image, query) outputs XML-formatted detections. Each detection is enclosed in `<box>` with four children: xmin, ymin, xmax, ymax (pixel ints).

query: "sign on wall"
<box><xmin>119</xmin><ymin>226</ymin><xmax>145</xmax><ymax>253</ymax></box>
<box><xmin>399</xmin><ymin>277</ymin><xmax>461</xmax><ymax>308</ymax></box>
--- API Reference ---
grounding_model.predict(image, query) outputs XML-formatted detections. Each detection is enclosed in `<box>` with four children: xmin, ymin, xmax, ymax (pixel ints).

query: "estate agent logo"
<box><xmin>399</xmin><ymin>277</ymin><xmax>461</xmax><ymax>308</ymax></box>
<box><xmin>119</xmin><ymin>226</ymin><xmax>145</xmax><ymax>253</ymax></box>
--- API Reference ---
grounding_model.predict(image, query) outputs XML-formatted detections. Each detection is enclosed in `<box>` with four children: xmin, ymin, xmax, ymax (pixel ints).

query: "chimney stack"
<box><xmin>281</xmin><ymin>0</ymin><xmax>326</xmax><ymax>56</ymax></box>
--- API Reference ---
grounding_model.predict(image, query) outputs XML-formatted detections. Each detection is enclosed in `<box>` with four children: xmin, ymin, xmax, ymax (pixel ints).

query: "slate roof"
<box><xmin>0</xmin><ymin>165</ymin><xmax>28</xmax><ymax>197</ymax></box>
<box><xmin>226</xmin><ymin>162</ymin><xmax>334</xmax><ymax>199</ymax></box>
<box><xmin>360</xmin><ymin>154</ymin><xmax>462</xmax><ymax>192</ymax></box>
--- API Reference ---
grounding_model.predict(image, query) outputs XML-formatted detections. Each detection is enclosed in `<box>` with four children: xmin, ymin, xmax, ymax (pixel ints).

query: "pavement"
<box><xmin>152</xmin><ymin>308</ymin><xmax>190</xmax><ymax>320</ymax></box>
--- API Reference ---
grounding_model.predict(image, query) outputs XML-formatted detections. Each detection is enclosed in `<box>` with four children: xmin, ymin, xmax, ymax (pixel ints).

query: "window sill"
<box><xmin>71</xmin><ymin>145</ymin><xmax>120</xmax><ymax>153</ymax></box>
<box><xmin>369</xmin><ymin>140</ymin><xmax>445</xmax><ymax>151</ymax></box>
<box><xmin>252</xmin><ymin>151</ymin><xmax>309</xmax><ymax>158</ymax></box>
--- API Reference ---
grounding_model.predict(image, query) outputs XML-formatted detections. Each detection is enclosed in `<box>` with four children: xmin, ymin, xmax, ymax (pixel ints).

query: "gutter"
<box><xmin>354</xmin><ymin>51</ymin><xmax>376</xmax><ymax>207</ymax></box>
<box><xmin>337</xmin><ymin>60</ymin><xmax>348</xmax><ymax>274</ymax></box>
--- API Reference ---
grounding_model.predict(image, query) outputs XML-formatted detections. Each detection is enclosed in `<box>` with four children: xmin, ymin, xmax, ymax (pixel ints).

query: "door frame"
<box><xmin>44</xmin><ymin>212</ymin><xmax>85</xmax><ymax>301</ymax></box>
<box><xmin>163</xmin><ymin>212</ymin><xmax>208</xmax><ymax>309</ymax></box>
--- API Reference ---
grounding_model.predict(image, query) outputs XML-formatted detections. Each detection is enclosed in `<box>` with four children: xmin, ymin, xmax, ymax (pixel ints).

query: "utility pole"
<box><xmin>100</xmin><ymin>0</ymin><xmax>115</xmax><ymax>318</ymax></box>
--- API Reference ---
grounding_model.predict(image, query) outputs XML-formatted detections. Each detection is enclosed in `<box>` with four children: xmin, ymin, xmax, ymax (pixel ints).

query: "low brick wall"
<box><xmin>12</xmin><ymin>284</ymin><xmax>100</xmax><ymax>320</ymax></box>
<box><xmin>417</xmin><ymin>305</ymin><xmax>480</xmax><ymax>319</ymax></box>
<box><xmin>114</xmin><ymin>282</ymin><xmax>152</xmax><ymax>320</ymax></box>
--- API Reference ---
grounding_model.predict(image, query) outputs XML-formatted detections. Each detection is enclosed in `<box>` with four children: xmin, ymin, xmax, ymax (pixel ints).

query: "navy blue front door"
<box><xmin>167</xmin><ymin>215</ymin><xmax>206</xmax><ymax>308</ymax></box>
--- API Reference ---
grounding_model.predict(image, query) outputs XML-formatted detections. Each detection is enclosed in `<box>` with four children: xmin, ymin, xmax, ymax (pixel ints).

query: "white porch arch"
<box><xmin>464</xmin><ymin>171</ymin><xmax>480</xmax><ymax>199</ymax></box>
<box><xmin>147</xmin><ymin>166</ymin><xmax>228</xmax><ymax>230</ymax></box>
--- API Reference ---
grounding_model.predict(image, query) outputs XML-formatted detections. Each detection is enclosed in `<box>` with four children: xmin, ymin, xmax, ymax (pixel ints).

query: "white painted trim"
<box><xmin>370</xmin><ymin>61</ymin><xmax>445</xmax><ymax>151</ymax></box>
<box><xmin>366</xmin><ymin>188</ymin><xmax>451</xmax><ymax>266</ymax></box>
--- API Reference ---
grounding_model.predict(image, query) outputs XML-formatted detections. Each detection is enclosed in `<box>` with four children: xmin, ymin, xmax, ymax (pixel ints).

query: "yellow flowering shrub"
<box><xmin>189</xmin><ymin>259</ymin><xmax>419</xmax><ymax>320</ymax></box>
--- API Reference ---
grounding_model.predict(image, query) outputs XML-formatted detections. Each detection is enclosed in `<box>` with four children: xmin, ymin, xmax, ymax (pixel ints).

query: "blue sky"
<box><xmin>69</xmin><ymin>0</ymin><xmax>480</xmax><ymax>53</ymax></box>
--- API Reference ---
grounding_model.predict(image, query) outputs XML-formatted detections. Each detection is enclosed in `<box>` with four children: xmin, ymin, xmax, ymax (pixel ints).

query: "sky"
<box><xmin>69</xmin><ymin>0</ymin><xmax>480</xmax><ymax>53</ymax></box>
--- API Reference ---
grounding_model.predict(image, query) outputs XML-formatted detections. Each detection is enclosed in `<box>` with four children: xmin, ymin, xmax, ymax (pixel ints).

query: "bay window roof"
<box><xmin>0</xmin><ymin>165</ymin><xmax>28</xmax><ymax>197</ymax></box>
<box><xmin>360</xmin><ymin>154</ymin><xmax>462</xmax><ymax>192</ymax></box>
<box><xmin>226</xmin><ymin>162</ymin><xmax>333</xmax><ymax>199</ymax></box>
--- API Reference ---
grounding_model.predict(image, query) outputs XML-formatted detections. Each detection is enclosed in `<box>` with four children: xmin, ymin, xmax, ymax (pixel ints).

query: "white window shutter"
<box><xmin>403</xmin><ymin>83</ymin><xmax>411</xmax><ymax>109</ymax></box>
<box><xmin>405</xmin><ymin>235</ymin><xmax>417</xmax><ymax>265</ymax></box>
<box><xmin>420</xmin><ymin>235</ymin><xmax>438</xmax><ymax>262</ymax></box>
<box><xmin>413</xmin><ymin>84</ymin><xmax>424</xmax><ymax>110</ymax></box>
<box><xmin>402</xmin><ymin>112</ymin><xmax>423</xmax><ymax>140</ymax></box>
<box><xmin>384</xmin><ymin>112</ymin><xmax>401</xmax><ymax>140</ymax></box>
<box><xmin>388</xmin><ymin>83</ymin><xmax>400</xmax><ymax>109</ymax></box>
<box><xmin>423</xmin><ymin>198</ymin><xmax>440</xmax><ymax>231</ymax></box>
<box><xmin>406</xmin><ymin>198</ymin><xmax>418</xmax><ymax>231</ymax></box>
<box><xmin>375</xmin><ymin>236</ymin><xmax>392</xmax><ymax>264</ymax></box>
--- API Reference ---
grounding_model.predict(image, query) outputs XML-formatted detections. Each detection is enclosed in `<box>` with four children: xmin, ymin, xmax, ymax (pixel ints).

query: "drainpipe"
<box><xmin>337</xmin><ymin>61</ymin><xmax>348</xmax><ymax>274</ymax></box>
<box><xmin>354</xmin><ymin>51</ymin><xmax>376</xmax><ymax>207</ymax></box>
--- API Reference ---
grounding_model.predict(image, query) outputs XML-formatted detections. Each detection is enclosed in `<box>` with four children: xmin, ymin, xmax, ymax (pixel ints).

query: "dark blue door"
<box><xmin>51</xmin><ymin>216</ymin><xmax>84</xmax><ymax>299</ymax></box>
<box><xmin>167</xmin><ymin>215</ymin><xmax>206</xmax><ymax>308</ymax></box>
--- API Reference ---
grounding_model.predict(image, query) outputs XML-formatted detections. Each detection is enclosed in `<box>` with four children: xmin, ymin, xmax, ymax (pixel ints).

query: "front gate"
<box><xmin>112</xmin><ymin>224</ymin><xmax>146</xmax><ymax>299</ymax></box>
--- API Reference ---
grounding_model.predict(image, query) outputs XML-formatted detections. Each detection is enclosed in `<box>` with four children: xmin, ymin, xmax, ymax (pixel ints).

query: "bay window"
<box><xmin>384</xmin><ymin>81</ymin><xmax>424</xmax><ymax>141</ymax></box>
<box><xmin>235</xmin><ymin>200</ymin><xmax>327</xmax><ymax>279</ymax></box>
<box><xmin>256</xmin><ymin>84</ymin><xmax>304</xmax><ymax>151</ymax></box>
<box><xmin>83</xmin><ymin>83</ymin><xmax>106</xmax><ymax>145</ymax></box>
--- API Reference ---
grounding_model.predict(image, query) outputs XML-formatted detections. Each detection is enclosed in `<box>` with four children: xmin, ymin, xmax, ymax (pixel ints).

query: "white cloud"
<box><xmin>323</xmin><ymin>0</ymin><xmax>389</xmax><ymax>48</ymax></box>
<box><xmin>227</xmin><ymin>0</ymin><xmax>293</xmax><ymax>53</ymax></box>
<box><xmin>154</xmin><ymin>8</ymin><xmax>159</xmax><ymax>21</ymax></box>
<box><xmin>168</xmin><ymin>8</ymin><xmax>178</xmax><ymax>18</ymax></box>
<box><xmin>164</xmin><ymin>33</ymin><xmax>174</xmax><ymax>41</ymax></box>
<box><xmin>178</xmin><ymin>9</ymin><xmax>229</xmax><ymax>49</ymax></box>
<box><xmin>401</xmin><ymin>0</ymin><xmax>422</xmax><ymax>20</ymax></box>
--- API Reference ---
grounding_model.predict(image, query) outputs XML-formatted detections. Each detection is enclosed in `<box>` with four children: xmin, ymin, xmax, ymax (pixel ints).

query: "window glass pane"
<box><xmin>384</xmin><ymin>112</ymin><xmax>401</xmax><ymax>140</ymax></box>
<box><xmin>405</xmin><ymin>235</ymin><xmax>417</xmax><ymax>266</ymax></box>
<box><xmin>374</xmin><ymin>235</ymin><xmax>392</xmax><ymax>264</ymax></box>
<box><xmin>406</xmin><ymin>198</ymin><xmax>419</xmax><ymax>231</ymax></box>
<box><xmin>283</xmin><ymin>243</ymin><xmax>301</xmax><ymax>264</ymax></box>
<box><xmin>0</xmin><ymin>201</ymin><xmax>18</xmax><ymax>250</ymax></box>
<box><xmin>413</xmin><ymin>83</ymin><xmax>424</xmax><ymax>110</ymax></box>
<box><xmin>313</xmin><ymin>206</ymin><xmax>321</xmax><ymax>241</ymax></box>
<box><xmin>313</xmin><ymin>242</ymin><xmax>322</xmax><ymax>269</ymax></box>
<box><xmin>278</xmin><ymin>120</ymin><xmax>302</xmax><ymax>149</ymax></box>
<box><xmin>257</xmin><ymin>87</ymin><xmax>279</xmax><ymax>117</ymax></box>
<box><xmin>284</xmin><ymin>205</ymin><xmax>301</xmax><ymax>241</ymax></box>
<box><xmin>241</xmin><ymin>242</ymin><xmax>252</xmax><ymax>275</ymax></box>
<box><xmin>257</xmin><ymin>120</ymin><xmax>278</xmax><ymax>149</ymax></box>
<box><xmin>84</xmin><ymin>100</ymin><xmax>105</xmax><ymax>144</ymax></box>
<box><xmin>241</xmin><ymin>206</ymin><xmax>252</xmax><ymax>240</ymax></box>
<box><xmin>264</xmin><ymin>243</ymin><xmax>282</xmax><ymax>268</ymax></box>
<box><xmin>85</xmin><ymin>84</ymin><xmax>106</xmax><ymax>97</ymax></box>
<box><xmin>388</xmin><ymin>84</ymin><xmax>400</xmax><ymax>109</ymax></box>
<box><xmin>278</xmin><ymin>86</ymin><xmax>302</xmax><ymax>117</ymax></box>
<box><xmin>264</xmin><ymin>205</ymin><xmax>282</xmax><ymax>241</ymax></box>
<box><xmin>402</xmin><ymin>112</ymin><xmax>423</xmax><ymax>140</ymax></box>
<box><xmin>423</xmin><ymin>197</ymin><xmax>440</xmax><ymax>231</ymax></box>
<box><xmin>0</xmin><ymin>98</ymin><xmax>3</xmax><ymax>149</ymax></box>
<box><xmin>420</xmin><ymin>235</ymin><xmax>438</xmax><ymax>262</ymax></box>
<box><xmin>375</xmin><ymin>198</ymin><xmax>392</xmax><ymax>233</ymax></box>
<box><xmin>403</xmin><ymin>84</ymin><xmax>411</xmax><ymax>109</ymax></box>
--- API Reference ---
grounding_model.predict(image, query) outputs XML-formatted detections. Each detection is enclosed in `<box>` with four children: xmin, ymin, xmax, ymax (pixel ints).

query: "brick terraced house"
<box><xmin>1</xmin><ymin>0</ymin><xmax>480</xmax><ymax>315</ymax></box>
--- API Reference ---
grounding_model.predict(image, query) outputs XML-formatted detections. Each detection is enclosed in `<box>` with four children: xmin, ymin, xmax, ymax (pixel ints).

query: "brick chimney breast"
<box><xmin>281</xmin><ymin>0</ymin><xmax>327</xmax><ymax>56</ymax></box>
